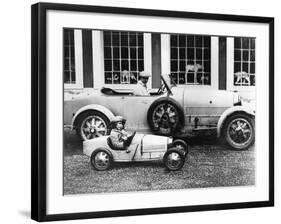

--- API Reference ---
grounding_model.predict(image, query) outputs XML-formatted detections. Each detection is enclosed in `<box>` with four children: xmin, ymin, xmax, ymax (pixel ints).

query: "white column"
<box><xmin>92</xmin><ymin>30</ymin><xmax>104</xmax><ymax>89</ymax></box>
<box><xmin>211</xmin><ymin>36</ymin><xmax>219</xmax><ymax>90</ymax></box>
<box><xmin>161</xmin><ymin>34</ymin><xmax>170</xmax><ymax>84</ymax></box>
<box><xmin>144</xmin><ymin>33</ymin><xmax>152</xmax><ymax>89</ymax></box>
<box><xmin>226</xmin><ymin>37</ymin><xmax>234</xmax><ymax>91</ymax></box>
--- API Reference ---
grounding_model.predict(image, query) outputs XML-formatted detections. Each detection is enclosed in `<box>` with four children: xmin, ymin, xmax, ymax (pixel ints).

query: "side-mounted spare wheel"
<box><xmin>76</xmin><ymin>110</ymin><xmax>110</xmax><ymax>141</ymax></box>
<box><xmin>163</xmin><ymin>148</ymin><xmax>185</xmax><ymax>171</ymax></box>
<box><xmin>147</xmin><ymin>98</ymin><xmax>184</xmax><ymax>136</ymax></box>
<box><xmin>223</xmin><ymin>113</ymin><xmax>255</xmax><ymax>150</ymax></box>
<box><xmin>90</xmin><ymin>148</ymin><xmax>113</xmax><ymax>171</ymax></box>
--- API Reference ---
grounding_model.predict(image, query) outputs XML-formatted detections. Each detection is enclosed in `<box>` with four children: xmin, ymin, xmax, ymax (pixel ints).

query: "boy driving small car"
<box><xmin>109</xmin><ymin>116</ymin><xmax>136</xmax><ymax>153</ymax></box>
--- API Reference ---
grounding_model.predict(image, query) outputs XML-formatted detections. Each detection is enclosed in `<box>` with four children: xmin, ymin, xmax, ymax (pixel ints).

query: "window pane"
<box><xmin>234</xmin><ymin>62</ymin><xmax>241</xmax><ymax>73</ymax></box>
<box><xmin>186</xmin><ymin>73</ymin><xmax>194</xmax><ymax>83</ymax></box>
<box><xmin>129</xmin><ymin>34</ymin><xmax>137</xmax><ymax>46</ymax></box>
<box><xmin>104</xmin><ymin>47</ymin><xmax>112</xmax><ymax>59</ymax></box>
<box><xmin>204</xmin><ymin>73</ymin><xmax>211</xmax><ymax>85</ymax></box>
<box><xmin>203</xmin><ymin>36</ymin><xmax>211</xmax><ymax>47</ymax></box>
<box><xmin>104</xmin><ymin>60</ymin><xmax>112</xmax><ymax>71</ymax></box>
<box><xmin>105</xmin><ymin>72</ymin><xmax>113</xmax><ymax>84</ymax></box>
<box><xmin>130</xmin><ymin>47</ymin><xmax>137</xmax><ymax>59</ymax></box>
<box><xmin>171</xmin><ymin>48</ymin><xmax>178</xmax><ymax>59</ymax></box>
<box><xmin>170</xmin><ymin>73</ymin><xmax>178</xmax><ymax>84</ymax></box>
<box><xmin>203</xmin><ymin>61</ymin><xmax>210</xmax><ymax>72</ymax></box>
<box><xmin>234</xmin><ymin>38</ymin><xmax>241</xmax><ymax>49</ymax></box>
<box><xmin>179</xmin><ymin>48</ymin><xmax>186</xmax><ymax>59</ymax></box>
<box><xmin>242</xmin><ymin>38</ymin><xmax>249</xmax><ymax>49</ymax></box>
<box><xmin>197</xmin><ymin>72</ymin><xmax>203</xmax><ymax>84</ymax></box>
<box><xmin>121</xmin><ymin>32</ymin><xmax>128</xmax><ymax>45</ymax></box>
<box><xmin>196</xmin><ymin>48</ymin><xmax>202</xmax><ymax>59</ymax></box>
<box><xmin>250</xmin><ymin>63</ymin><xmax>255</xmax><ymax>73</ymax></box>
<box><xmin>234</xmin><ymin>50</ymin><xmax>241</xmax><ymax>61</ymax></box>
<box><xmin>179</xmin><ymin>73</ymin><xmax>186</xmax><ymax>84</ymax></box>
<box><xmin>250</xmin><ymin>38</ymin><xmax>255</xmax><ymax>49</ymax></box>
<box><xmin>121</xmin><ymin>47</ymin><xmax>129</xmax><ymax>58</ymax></box>
<box><xmin>121</xmin><ymin>60</ymin><xmax>129</xmax><ymax>71</ymax></box>
<box><xmin>195</xmin><ymin>36</ymin><xmax>203</xmax><ymax>47</ymax></box>
<box><xmin>203</xmin><ymin>49</ymin><xmax>210</xmax><ymax>59</ymax></box>
<box><xmin>138</xmin><ymin>48</ymin><xmax>144</xmax><ymax>59</ymax></box>
<box><xmin>187</xmin><ymin>48</ymin><xmax>194</xmax><ymax>59</ymax></box>
<box><xmin>179</xmin><ymin>60</ymin><xmax>186</xmax><ymax>71</ymax></box>
<box><xmin>179</xmin><ymin>35</ymin><xmax>186</xmax><ymax>47</ymax></box>
<box><xmin>250</xmin><ymin>75</ymin><xmax>255</xmax><ymax>86</ymax></box>
<box><xmin>113</xmin><ymin>48</ymin><xmax>120</xmax><ymax>59</ymax></box>
<box><xmin>113</xmin><ymin>60</ymin><xmax>120</xmax><ymax>70</ymax></box>
<box><xmin>171</xmin><ymin>35</ymin><xmax>178</xmax><ymax>47</ymax></box>
<box><xmin>242</xmin><ymin>62</ymin><xmax>248</xmax><ymax>72</ymax></box>
<box><xmin>250</xmin><ymin>50</ymin><xmax>255</xmax><ymax>61</ymax></box>
<box><xmin>242</xmin><ymin>50</ymin><xmax>249</xmax><ymax>61</ymax></box>
<box><xmin>113</xmin><ymin>72</ymin><xmax>120</xmax><ymax>84</ymax></box>
<box><xmin>104</xmin><ymin>32</ymin><xmax>111</xmax><ymax>46</ymax></box>
<box><xmin>112</xmin><ymin>33</ymin><xmax>120</xmax><ymax>46</ymax></box>
<box><xmin>171</xmin><ymin>60</ymin><xmax>178</xmax><ymax>72</ymax></box>
<box><xmin>130</xmin><ymin>60</ymin><xmax>137</xmax><ymax>71</ymax></box>
<box><xmin>186</xmin><ymin>36</ymin><xmax>194</xmax><ymax>47</ymax></box>
<box><xmin>130</xmin><ymin>72</ymin><xmax>138</xmax><ymax>84</ymax></box>
<box><xmin>138</xmin><ymin>60</ymin><xmax>144</xmax><ymax>71</ymax></box>
<box><xmin>137</xmin><ymin>34</ymin><xmax>143</xmax><ymax>46</ymax></box>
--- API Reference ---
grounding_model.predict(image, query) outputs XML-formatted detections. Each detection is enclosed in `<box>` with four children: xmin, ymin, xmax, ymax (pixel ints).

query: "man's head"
<box><xmin>139</xmin><ymin>71</ymin><xmax>151</xmax><ymax>85</ymax></box>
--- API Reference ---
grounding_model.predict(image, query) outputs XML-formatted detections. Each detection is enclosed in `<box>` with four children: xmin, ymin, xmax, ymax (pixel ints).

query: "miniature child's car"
<box><xmin>83</xmin><ymin>133</ymin><xmax>188</xmax><ymax>171</ymax></box>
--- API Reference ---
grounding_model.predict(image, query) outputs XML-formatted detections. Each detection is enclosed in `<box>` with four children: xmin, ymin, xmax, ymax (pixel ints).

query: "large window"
<box><xmin>170</xmin><ymin>35</ymin><xmax>211</xmax><ymax>85</ymax></box>
<box><xmin>63</xmin><ymin>29</ymin><xmax>76</xmax><ymax>84</ymax></box>
<box><xmin>103</xmin><ymin>31</ymin><xmax>144</xmax><ymax>84</ymax></box>
<box><xmin>234</xmin><ymin>37</ymin><xmax>255</xmax><ymax>86</ymax></box>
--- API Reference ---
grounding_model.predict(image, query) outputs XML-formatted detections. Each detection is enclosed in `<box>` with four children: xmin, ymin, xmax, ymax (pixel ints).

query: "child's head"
<box><xmin>116</xmin><ymin>121</ymin><xmax>124</xmax><ymax>130</ymax></box>
<box><xmin>112</xmin><ymin>116</ymin><xmax>126</xmax><ymax>130</ymax></box>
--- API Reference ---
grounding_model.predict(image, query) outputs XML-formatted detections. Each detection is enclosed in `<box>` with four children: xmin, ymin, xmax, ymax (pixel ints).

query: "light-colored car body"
<box><xmin>64</xmin><ymin>76</ymin><xmax>255</xmax><ymax>150</ymax></box>
<box><xmin>83</xmin><ymin>133</ymin><xmax>188</xmax><ymax>171</ymax></box>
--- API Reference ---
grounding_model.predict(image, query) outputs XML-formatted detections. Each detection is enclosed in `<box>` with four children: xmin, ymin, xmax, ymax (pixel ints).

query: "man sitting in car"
<box><xmin>133</xmin><ymin>71</ymin><xmax>151</xmax><ymax>96</ymax></box>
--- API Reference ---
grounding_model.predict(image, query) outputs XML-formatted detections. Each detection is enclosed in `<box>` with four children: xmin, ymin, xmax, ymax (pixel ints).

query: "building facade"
<box><xmin>64</xmin><ymin>29</ymin><xmax>255</xmax><ymax>99</ymax></box>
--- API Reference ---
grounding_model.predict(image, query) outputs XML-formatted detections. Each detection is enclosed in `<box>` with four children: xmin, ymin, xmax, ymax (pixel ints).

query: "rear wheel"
<box><xmin>163</xmin><ymin>148</ymin><xmax>185</xmax><ymax>171</ymax></box>
<box><xmin>76</xmin><ymin>111</ymin><xmax>109</xmax><ymax>141</ymax></box>
<box><xmin>223</xmin><ymin>113</ymin><xmax>255</xmax><ymax>150</ymax></box>
<box><xmin>90</xmin><ymin>149</ymin><xmax>113</xmax><ymax>171</ymax></box>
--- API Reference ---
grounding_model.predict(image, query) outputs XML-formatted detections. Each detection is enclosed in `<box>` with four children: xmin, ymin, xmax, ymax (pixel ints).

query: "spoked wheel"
<box><xmin>76</xmin><ymin>111</ymin><xmax>109</xmax><ymax>141</ymax></box>
<box><xmin>163</xmin><ymin>148</ymin><xmax>185</xmax><ymax>171</ymax></box>
<box><xmin>148</xmin><ymin>99</ymin><xmax>184</xmax><ymax>136</ymax></box>
<box><xmin>91</xmin><ymin>149</ymin><xmax>112</xmax><ymax>171</ymax></box>
<box><xmin>223</xmin><ymin>114</ymin><xmax>255</xmax><ymax>150</ymax></box>
<box><xmin>172</xmin><ymin>139</ymin><xmax>188</xmax><ymax>157</ymax></box>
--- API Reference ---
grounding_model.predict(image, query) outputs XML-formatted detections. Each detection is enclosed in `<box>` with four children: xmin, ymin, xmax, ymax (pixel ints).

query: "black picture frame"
<box><xmin>31</xmin><ymin>2</ymin><xmax>274</xmax><ymax>222</ymax></box>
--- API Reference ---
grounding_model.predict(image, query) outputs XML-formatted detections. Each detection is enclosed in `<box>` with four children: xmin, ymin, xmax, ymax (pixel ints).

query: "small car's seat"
<box><xmin>107</xmin><ymin>136</ymin><xmax>125</xmax><ymax>151</ymax></box>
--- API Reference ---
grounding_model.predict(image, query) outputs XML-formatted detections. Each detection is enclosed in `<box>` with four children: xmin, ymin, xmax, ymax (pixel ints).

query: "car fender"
<box><xmin>217</xmin><ymin>105</ymin><xmax>255</xmax><ymax>138</ymax></box>
<box><xmin>72</xmin><ymin>104</ymin><xmax>115</xmax><ymax>129</ymax></box>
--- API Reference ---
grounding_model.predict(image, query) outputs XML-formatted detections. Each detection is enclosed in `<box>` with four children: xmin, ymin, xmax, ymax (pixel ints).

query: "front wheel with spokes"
<box><xmin>223</xmin><ymin>113</ymin><xmax>255</xmax><ymax>150</ymax></box>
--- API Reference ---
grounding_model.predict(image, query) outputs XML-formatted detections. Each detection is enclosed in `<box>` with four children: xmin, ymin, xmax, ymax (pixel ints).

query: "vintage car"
<box><xmin>64</xmin><ymin>76</ymin><xmax>255</xmax><ymax>150</ymax></box>
<box><xmin>83</xmin><ymin>133</ymin><xmax>188</xmax><ymax>171</ymax></box>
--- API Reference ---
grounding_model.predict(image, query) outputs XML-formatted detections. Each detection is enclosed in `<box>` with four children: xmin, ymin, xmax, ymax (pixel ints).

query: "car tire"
<box><xmin>223</xmin><ymin>113</ymin><xmax>255</xmax><ymax>150</ymax></box>
<box><xmin>76</xmin><ymin>111</ymin><xmax>110</xmax><ymax>141</ymax></box>
<box><xmin>147</xmin><ymin>98</ymin><xmax>184</xmax><ymax>136</ymax></box>
<box><xmin>90</xmin><ymin>148</ymin><xmax>113</xmax><ymax>171</ymax></box>
<box><xmin>163</xmin><ymin>148</ymin><xmax>185</xmax><ymax>171</ymax></box>
<box><xmin>172</xmin><ymin>139</ymin><xmax>188</xmax><ymax>157</ymax></box>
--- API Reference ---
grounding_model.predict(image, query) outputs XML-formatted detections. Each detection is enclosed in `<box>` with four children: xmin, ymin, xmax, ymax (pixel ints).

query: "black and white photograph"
<box><xmin>30</xmin><ymin>2</ymin><xmax>274</xmax><ymax>221</ymax></box>
<box><xmin>63</xmin><ymin>29</ymin><xmax>256</xmax><ymax>195</ymax></box>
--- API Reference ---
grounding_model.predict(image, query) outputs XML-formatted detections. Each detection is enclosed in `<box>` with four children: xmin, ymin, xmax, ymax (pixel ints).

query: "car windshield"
<box><xmin>160</xmin><ymin>75</ymin><xmax>173</xmax><ymax>96</ymax></box>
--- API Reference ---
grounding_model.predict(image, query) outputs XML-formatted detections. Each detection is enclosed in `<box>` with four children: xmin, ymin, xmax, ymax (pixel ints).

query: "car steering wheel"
<box><xmin>157</xmin><ymin>83</ymin><xmax>166</xmax><ymax>95</ymax></box>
